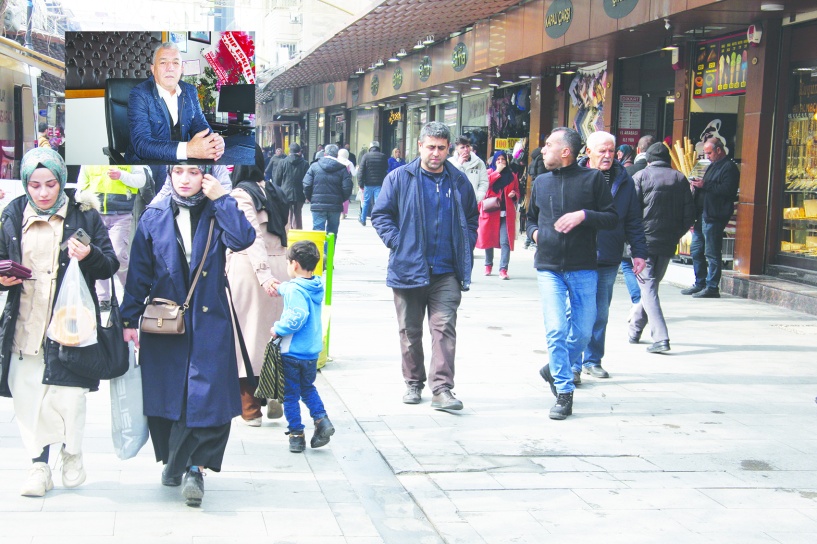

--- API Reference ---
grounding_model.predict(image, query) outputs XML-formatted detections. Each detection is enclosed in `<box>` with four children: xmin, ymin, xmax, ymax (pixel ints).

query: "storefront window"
<box><xmin>780</xmin><ymin>69</ymin><xmax>817</xmax><ymax>263</ymax></box>
<box><xmin>436</xmin><ymin>101</ymin><xmax>458</xmax><ymax>136</ymax></box>
<box><xmin>406</xmin><ymin>106</ymin><xmax>427</xmax><ymax>161</ymax></box>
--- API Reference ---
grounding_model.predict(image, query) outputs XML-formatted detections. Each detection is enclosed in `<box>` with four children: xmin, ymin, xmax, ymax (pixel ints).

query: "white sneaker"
<box><xmin>20</xmin><ymin>462</ymin><xmax>54</xmax><ymax>497</ymax></box>
<box><xmin>61</xmin><ymin>447</ymin><xmax>86</xmax><ymax>488</ymax></box>
<box><xmin>242</xmin><ymin>417</ymin><xmax>262</xmax><ymax>427</ymax></box>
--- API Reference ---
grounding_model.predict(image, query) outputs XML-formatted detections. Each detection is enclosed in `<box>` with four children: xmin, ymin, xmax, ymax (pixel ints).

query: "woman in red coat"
<box><xmin>476</xmin><ymin>150</ymin><xmax>519</xmax><ymax>279</ymax></box>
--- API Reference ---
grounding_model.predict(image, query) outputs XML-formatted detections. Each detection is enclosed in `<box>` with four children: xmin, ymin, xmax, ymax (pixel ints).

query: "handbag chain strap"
<box><xmin>181</xmin><ymin>217</ymin><xmax>215</xmax><ymax>314</ymax></box>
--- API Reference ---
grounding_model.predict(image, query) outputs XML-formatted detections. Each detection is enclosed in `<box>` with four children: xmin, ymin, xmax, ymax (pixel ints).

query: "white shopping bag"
<box><xmin>110</xmin><ymin>341</ymin><xmax>148</xmax><ymax>460</ymax></box>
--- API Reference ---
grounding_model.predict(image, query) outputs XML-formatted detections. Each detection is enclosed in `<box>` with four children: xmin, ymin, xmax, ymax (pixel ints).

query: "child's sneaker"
<box><xmin>288</xmin><ymin>431</ymin><xmax>306</xmax><ymax>453</ymax></box>
<box><xmin>311</xmin><ymin>416</ymin><xmax>335</xmax><ymax>448</ymax></box>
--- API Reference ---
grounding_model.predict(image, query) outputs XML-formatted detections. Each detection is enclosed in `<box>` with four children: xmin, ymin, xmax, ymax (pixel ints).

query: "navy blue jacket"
<box><xmin>125</xmin><ymin>77</ymin><xmax>212</xmax><ymax>163</ymax></box>
<box><xmin>578</xmin><ymin>157</ymin><xmax>648</xmax><ymax>266</ymax></box>
<box><xmin>303</xmin><ymin>157</ymin><xmax>353</xmax><ymax>212</ymax></box>
<box><xmin>372</xmin><ymin>158</ymin><xmax>478</xmax><ymax>290</ymax></box>
<box><xmin>120</xmin><ymin>195</ymin><xmax>255</xmax><ymax>427</ymax></box>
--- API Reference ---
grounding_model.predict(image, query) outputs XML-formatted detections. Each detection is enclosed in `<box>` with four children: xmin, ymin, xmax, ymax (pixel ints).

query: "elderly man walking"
<box><xmin>303</xmin><ymin>144</ymin><xmax>353</xmax><ymax>244</ymax></box>
<box><xmin>372</xmin><ymin>122</ymin><xmax>478</xmax><ymax>411</ymax></box>
<box><xmin>574</xmin><ymin>131</ymin><xmax>647</xmax><ymax>379</ymax></box>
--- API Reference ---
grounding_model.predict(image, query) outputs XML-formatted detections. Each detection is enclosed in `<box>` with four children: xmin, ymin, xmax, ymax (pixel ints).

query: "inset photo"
<box><xmin>64</xmin><ymin>30</ymin><xmax>256</xmax><ymax>166</ymax></box>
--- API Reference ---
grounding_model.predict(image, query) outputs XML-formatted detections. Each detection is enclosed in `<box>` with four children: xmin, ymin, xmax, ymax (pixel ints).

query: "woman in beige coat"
<box><xmin>227</xmin><ymin>155</ymin><xmax>290</xmax><ymax>426</ymax></box>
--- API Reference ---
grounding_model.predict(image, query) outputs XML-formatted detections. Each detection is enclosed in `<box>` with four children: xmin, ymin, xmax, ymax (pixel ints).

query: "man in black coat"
<box><xmin>630</xmin><ymin>143</ymin><xmax>695</xmax><ymax>353</ymax></box>
<box><xmin>683</xmin><ymin>137</ymin><xmax>740</xmax><ymax>298</ymax></box>
<box><xmin>625</xmin><ymin>134</ymin><xmax>655</xmax><ymax>177</ymax></box>
<box><xmin>357</xmin><ymin>141</ymin><xmax>389</xmax><ymax>226</ymax></box>
<box><xmin>303</xmin><ymin>144</ymin><xmax>353</xmax><ymax>244</ymax></box>
<box><xmin>264</xmin><ymin>147</ymin><xmax>285</xmax><ymax>181</ymax></box>
<box><xmin>274</xmin><ymin>143</ymin><xmax>310</xmax><ymax>229</ymax></box>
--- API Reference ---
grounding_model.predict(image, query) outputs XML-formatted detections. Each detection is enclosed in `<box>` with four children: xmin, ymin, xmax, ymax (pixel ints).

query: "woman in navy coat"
<box><xmin>121</xmin><ymin>165</ymin><xmax>254</xmax><ymax>507</ymax></box>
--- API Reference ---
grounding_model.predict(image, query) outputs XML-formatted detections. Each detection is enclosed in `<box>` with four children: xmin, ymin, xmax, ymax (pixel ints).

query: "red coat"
<box><xmin>476</xmin><ymin>169</ymin><xmax>519</xmax><ymax>250</ymax></box>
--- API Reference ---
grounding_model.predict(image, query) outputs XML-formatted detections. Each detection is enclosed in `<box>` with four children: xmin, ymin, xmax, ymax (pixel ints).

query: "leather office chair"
<box><xmin>103</xmin><ymin>77</ymin><xmax>145</xmax><ymax>164</ymax></box>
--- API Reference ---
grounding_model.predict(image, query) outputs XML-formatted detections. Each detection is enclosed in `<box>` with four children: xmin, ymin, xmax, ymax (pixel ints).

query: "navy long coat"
<box><xmin>120</xmin><ymin>195</ymin><xmax>255</xmax><ymax>427</ymax></box>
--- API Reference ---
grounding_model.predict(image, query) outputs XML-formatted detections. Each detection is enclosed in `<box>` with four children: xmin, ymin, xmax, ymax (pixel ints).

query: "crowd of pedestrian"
<box><xmin>0</xmin><ymin>121</ymin><xmax>740</xmax><ymax>508</ymax></box>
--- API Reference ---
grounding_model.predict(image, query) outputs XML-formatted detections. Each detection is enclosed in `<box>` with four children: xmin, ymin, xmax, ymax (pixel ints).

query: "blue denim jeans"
<box><xmin>575</xmin><ymin>264</ymin><xmax>618</xmax><ymax>371</ymax></box>
<box><xmin>484</xmin><ymin>217</ymin><xmax>511</xmax><ymax>271</ymax></box>
<box><xmin>282</xmin><ymin>355</ymin><xmax>326</xmax><ymax>433</ymax></box>
<box><xmin>312</xmin><ymin>210</ymin><xmax>341</xmax><ymax>256</ymax></box>
<box><xmin>619</xmin><ymin>258</ymin><xmax>641</xmax><ymax>304</ymax></box>
<box><xmin>703</xmin><ymin>218</ymin><xmax>727</xmax><ymax>290</ymax></box>
<box><xmin>360</xmin><ymin>185</ymin><xmax>382</xmax><ymax>224</ymax></box>
<box><xmin>690</xmin><ymin>216</ymin><xmax>706</xmax><ymax>288</ymax></box>
<box><xmin>536</xmin><ymin>269</ymin><xmax>598</xmax><ymax>394</ymax></box>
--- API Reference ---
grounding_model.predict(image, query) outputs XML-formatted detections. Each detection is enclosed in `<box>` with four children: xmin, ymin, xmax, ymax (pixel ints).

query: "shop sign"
<box><xmin>603</xmin><ymin>0</ymin><xmax>638</xmax><ymax>19</ymax></box>
<box><xmin>545</xmin><ymin>0</ymin><xmax>573</xmax><ymax>39</ymax></box>
<box><xmin>371</xmin><ymin>74</ymin><xmax>379</xmax><ymax>96</ymax></box>
<box><xmin>388</xmin><ymin>110</ymin><xmax>402</xmax><ymax>125</ymax></box>
<box><xmin>693</xmin><ymin>32</ymin><xmax>748</xmax><ymax>98</ymax></box>
<box><xmin>393</xmin><ymin>66</ymin><xmax>403</xmax><ymax>90</ymax></box>
<box><xmin>419</xmin><ymin>55</ymin><xmax>432</xmax><ymax>82</ymax></box>
<box><xmin>452</xmin><ymin>42</ymin><xmax>467</xmax><ymax>72</ymax></box>
<box><xmin>327</xmin><ymin>83</ymin><xmax>335</xmax><ymax>102</ymax></box>
<box><xmin>617</xmin><ymin>94</ymin><xmax>641</xmax><ymax>146</ymax></box>
<box><xmin>494</xmin><ymin>137</ymin><xmax>523</xmax><ymax>151</ymax></box>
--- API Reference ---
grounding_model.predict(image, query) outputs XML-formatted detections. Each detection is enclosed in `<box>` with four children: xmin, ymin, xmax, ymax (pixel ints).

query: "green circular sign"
<box><xmin>452</xmin><ymin>42</ymin><xmax>467</xmax><ymax>72</ymax></box>
<box><xmin>371</xmin><ymin>74</ymin><xmax>379</xmax><ymax>96</ymax></box>
<box><xmin>545</xmin><ymin>0</ymin><xmax>573</xmax><ymax>39</ymax></box>
<box><xmin>327</xmin><ymin>83</ymin><xmax>335</xmax><ymax>102</ymax></box>
<box><xmin>603</xmin><ymin>0</ymin><xmax>638</xmax><ymax>19</ymax></box>
<box><xmin>419</xmin><ymin>55</ymin><xmax>431</xmax><ymax>82</ymax></box>
<box><xmin>392</xmin><ymin>66</ymin><xmax>403</xmax><ymax>90</ymax></box>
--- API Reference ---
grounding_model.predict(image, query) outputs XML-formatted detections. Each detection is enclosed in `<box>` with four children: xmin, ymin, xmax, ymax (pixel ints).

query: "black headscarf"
<box><xmin>490</xmin><ymin>150</ymin><xmax>514</xmax><ymax>193</ymax></box>
<box><xmin>231</xmin><ymin>144</ymin><xmax>289</xmax><ymax>245</ymax></box>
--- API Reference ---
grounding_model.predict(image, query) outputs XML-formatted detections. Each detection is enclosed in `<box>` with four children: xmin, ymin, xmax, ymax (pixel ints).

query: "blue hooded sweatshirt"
<box><xmin>272</xmin><ymin>276</ymin><xmax>325</xmax><ymax>360</ymax></box>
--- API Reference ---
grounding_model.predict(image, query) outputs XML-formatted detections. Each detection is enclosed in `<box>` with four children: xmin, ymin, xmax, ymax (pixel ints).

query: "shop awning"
<box><xmin>261</xmin><ymin>0</ymin><xmax>523</xmax><ymax>92</ymax></box>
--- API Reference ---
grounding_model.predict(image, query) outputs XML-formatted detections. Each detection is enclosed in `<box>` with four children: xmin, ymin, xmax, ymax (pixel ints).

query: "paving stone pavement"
<box><xmin>2</xmin><ymin>206</ymin><xmax>817</xmax><ymax>543</ymax></box>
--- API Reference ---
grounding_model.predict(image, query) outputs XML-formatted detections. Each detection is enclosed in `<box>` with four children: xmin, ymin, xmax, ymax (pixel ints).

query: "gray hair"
<box><xmin>637</xmin><ymin>134</ymin><xmax>655</xmax><ymax>152</ymax></box>
<box><xmin>152</xmin><ymin>42</ymin><xmax>181</xmax><ymax>65</ymax></box>
<box><xmin>418</xmin><ymin>121</ymin><xmax>451</xmax><ymax>145</ymax></box>
<box><xmin>550</xmin><ymin>127</ymin><xmax>583</xmax><ymax>160</ymax></box>
<box><xmin>585</xmin><ymin>130</ymin><xmax>615</xmax><ymax>151</ymax></box>
<box><xmin>338</xmin><ymin>148</ymin><xmax>349</xmax><ymax>160</ymax></box>
<box><xmin>324</xmin><ymin>144</ymin><xmax>339</xmax><ymax>158</ymax></box>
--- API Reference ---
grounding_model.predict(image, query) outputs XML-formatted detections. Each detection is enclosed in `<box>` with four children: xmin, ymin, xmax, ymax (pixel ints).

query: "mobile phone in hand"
<box><xmin>60</xmin><ymin>228</ymin><xmax>91</xmax><ymax>250</ymax></box>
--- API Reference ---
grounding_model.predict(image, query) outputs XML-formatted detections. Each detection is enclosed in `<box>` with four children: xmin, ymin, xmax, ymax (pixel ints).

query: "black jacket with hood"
<box><xmin>303</xmin><ymin>157</ymin><xmax>354</xmax><ymax>212</ymax></box>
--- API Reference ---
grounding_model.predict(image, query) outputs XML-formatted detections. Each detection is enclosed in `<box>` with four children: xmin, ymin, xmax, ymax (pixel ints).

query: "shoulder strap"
<box><xmin>225</xmin><ymin>278</ymin><xmax>258</xmax><ymax>389</ymax></box>
<box><xmin>182</xmin><ymin>217</ymin><xmax>214</xmax><ymax>312</ymax></box>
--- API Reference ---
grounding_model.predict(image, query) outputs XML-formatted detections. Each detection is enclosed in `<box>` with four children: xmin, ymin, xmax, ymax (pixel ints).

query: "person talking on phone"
<box><xmin>125</xmin><ymin>42</ymin><xmax>224</xmax><ymax>163</ymax></box>
<box><xmin>120</xmin><ymin>165</ymin><xmax>255</xmax><ymax>507</ymax></box>
<box><xmin>0</xmin><ymin>147</ymin><xmax>119</xmax><ymax>498</ymax></box>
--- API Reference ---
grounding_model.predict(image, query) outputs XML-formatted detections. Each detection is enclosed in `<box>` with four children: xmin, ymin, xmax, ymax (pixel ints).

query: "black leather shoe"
<box><xmin>573</xmin><ymin>370</ymin><xmax>582</xmax><ymax>386</ymax></box>
<box><xmin>549</xmin><ymin>392</ymin><xmax>573</xmax><ymax>420</ymax></box>
<box><xmin>403</xmin><ymin>384</ymin><xmax>422</xmax><ymax>404</ymax></box>
<box><xmin>693</xmin><ymin>288</ymin><xmax>721</xmax><ymax>298</ymax></box>
<box><xmin>161</xmin><ymin>465</ymin><xmax>182</xmax><ymax>487</ymax></box>
<box><xmin>539</xmin><ymin>365</ymin><xmax>557</xmax><ymax>397</ymax></box>
<box><xmin>181</xmin><ymin>469</ymin><xmax>204</xmax><ymax>506</ymax></box>
<box><xmin>431</xmin><ymin>389</ymin><xmax>463</xmax><ymax>411</ymax></box>
<box><xmin>681</xmin><ymin>285</ymin><xmax>705</xmax><ymax>295</ymax></box>
<box><xmin>647</xmin><ymin>340</ymin><xmax>671</xmax><ymax>353</ymax></box>
<box><xmin>288</xmin><ymin>431</ymin><xmax>306</xmax><ymax>453</ymax></box>
<box><xmin>628</xmin><ymin>331</ymin><xmax>642</xmax><ymax>344</ymax></box>
<box><xmin>311</xmin><ymin>417</ymin><xmax>335</xmax><ymax>448</ymax></box>
<box><xmin>584</xmin><ymin>365</ymin><xmax>610</xmax><ymax>378</ymax></box>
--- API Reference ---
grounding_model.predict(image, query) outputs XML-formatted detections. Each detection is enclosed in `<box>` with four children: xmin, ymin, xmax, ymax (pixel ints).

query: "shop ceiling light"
<box><xmin>430</xmin><ymin>89</ymin><xmax>441</xmax><ymax>92</ymax></box>
<box><xmin>399</xmin><ymin>95</ymin><xmax>408</xmax><ymax>99</ymax></box>
<box><xmin>451</xmin><ymin>89</ymin><xmax>460</xmax><ymax>93</ymax></box>
<box><xmin>470</xmin><ymin>86</ymin><xmax>481</xmax><ymax>90</ymax></box>
<box><xmin>502</xmin><ymin>80</ymin><xmax>514</xmax><ymax>84</ymax></box>
<box><xmin>397</xmin><ymin>49</ymin><xmax>408</xmax><ymax>57</ymax></box>
<box><xmin>418</xmin><ymin>91</ymin><xmax>427</xmax><ymax>95</ymax></box>
<box><xmin>375</xmin><ymin>58</ymin><xmax>385</xmax><ymax>67</ymax></box>
<box><xmin>519</xmin><ymin>75</ymin><xmax>530</xmax><ymax>79</ymax></box>
<box><xmin>423</xmin><ymin>35</ymin><xmax>435</xmax><ymax>45</ymax></box>
<box><xmin>488</xmin><ymin>83</ymin><xmax>499</xmax><ymax>87</ymax></box>
<box><xmin>414</xmin><ymin>40</ymin><xmax>424</xmax><ymax>50</ymax></box>
<box><xmin>388</xmin><ymin>54</ymin><xmax>399</xmax><ymax>63</ymax></box>
<box><xmin>356</xmin><ymin>67</ymin><xmax>365</xmax><ymax>74</ymax></box>
<box><xmin>472</xmin><ymin>77</ymin><xmax>483</xmax><ymax>81</ymax></box>
<box><xmin>760</xmin><ymin>3</ymin><xmax>784</xmax><ymax>10</ymax></box>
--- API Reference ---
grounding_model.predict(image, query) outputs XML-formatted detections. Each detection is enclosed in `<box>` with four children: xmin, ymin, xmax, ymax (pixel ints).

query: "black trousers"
<box><xmin>148</xmin><ymin>412</ymin><xmax>231</xmax><ymax>476</ymax></box>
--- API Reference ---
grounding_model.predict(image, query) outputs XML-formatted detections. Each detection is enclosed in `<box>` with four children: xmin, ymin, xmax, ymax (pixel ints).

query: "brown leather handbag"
<box><xmin>140</xmin><ymin>218</ymin><xmax>214</xmax><ymax>335</ymax></box>
<box><xmin>482</xmin><ymin>195</ymin><xmax>501</xmax><ymax>213</ymax></box>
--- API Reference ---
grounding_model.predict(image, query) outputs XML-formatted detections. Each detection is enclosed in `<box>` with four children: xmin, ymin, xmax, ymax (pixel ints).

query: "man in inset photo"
<box><xmin>125</xmin><ymin>42</ymin><xmax>224</xmax><ymax>163</ymax></box>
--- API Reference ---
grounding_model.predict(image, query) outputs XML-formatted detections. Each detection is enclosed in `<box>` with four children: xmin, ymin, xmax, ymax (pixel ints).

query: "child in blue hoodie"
<box><xmin>270</xmin><ymin>240</ymin><xmax>334</xmax><ymax>453</ymax></box>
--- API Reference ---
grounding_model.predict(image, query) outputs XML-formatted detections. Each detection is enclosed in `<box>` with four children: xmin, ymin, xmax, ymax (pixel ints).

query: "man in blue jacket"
<box><xmin>527</xmin><ymin>127</ymin><xmax>618</xmax><ymax>420</ymax></box>
<box><xmin>372</xmin><ymin>122</ymin><xmax>478</xmax><ymax>411</ymax></box>
<box><xmin>575</xmin><ymin>131</ymin><xmax>647</xmax><ymax>379</ymax></box>
<box><xmin>125</xmin><ymin>42</ymin><xmax>224</xmax><ymax>163</ymax></box>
